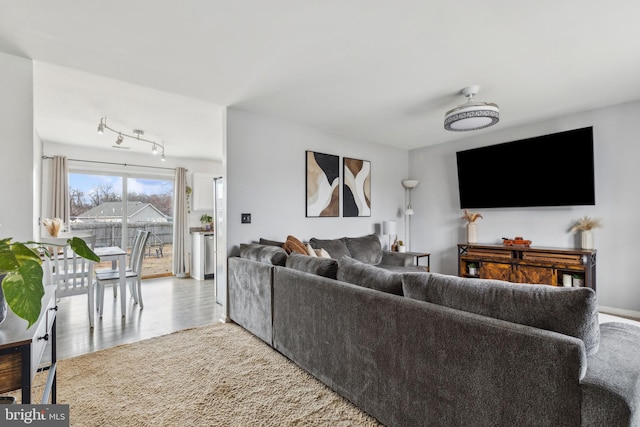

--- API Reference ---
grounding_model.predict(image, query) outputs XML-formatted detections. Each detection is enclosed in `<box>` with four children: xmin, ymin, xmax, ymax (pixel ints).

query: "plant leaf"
<box><xmin>68</xmin><ymin>237</ymin><xmax>100</xmax><ymax>262</ymax></box>
<box><xmin>0</xmin><ymin>241</ymin><xmax>19</xmax><ymax>272</ymax></box>
<box><xmin>2</xmin><ymin>259</ymin><xmax>45</xmax><ymax>328</ymax></box>
<box><xmin>12</xmin><ymin>242</ymin><xmax>42</xmax><ymax>265</ymax></box>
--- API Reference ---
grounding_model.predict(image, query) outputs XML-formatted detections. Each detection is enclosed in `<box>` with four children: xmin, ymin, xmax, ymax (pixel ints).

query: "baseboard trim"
<box><xmin>599</xmin><ymin>305</ymin><xmax>640</xmax><ymax>321</ymax></box>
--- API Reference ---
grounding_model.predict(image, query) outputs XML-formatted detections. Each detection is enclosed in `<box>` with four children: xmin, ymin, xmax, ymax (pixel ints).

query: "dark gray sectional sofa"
<box><xmin>228</xmin><ymin>236</ymin><xmax>640</xmax><ymax>427</ymax></box>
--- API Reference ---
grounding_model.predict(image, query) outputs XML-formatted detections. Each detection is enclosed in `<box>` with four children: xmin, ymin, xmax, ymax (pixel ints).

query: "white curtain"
<box><xmin>173</xmin><ymin>167</ymin><xmax>189</xmax><ymax>277</ymax></box>
<box><xmin>51</xmin><ymin>155</ymin><xmax>69</xmax><ymax>225</ymax></box>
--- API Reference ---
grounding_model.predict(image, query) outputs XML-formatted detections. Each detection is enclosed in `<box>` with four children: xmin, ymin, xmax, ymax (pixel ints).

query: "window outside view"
<box><xmin>68</xmin><ymin>173</ymin><xmax>174</xmax><ymax>278</ymax></box>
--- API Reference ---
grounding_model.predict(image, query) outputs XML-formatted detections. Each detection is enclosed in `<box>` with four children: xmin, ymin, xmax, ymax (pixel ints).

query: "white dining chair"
<box><xmin>43</xmin><ymin>233</ymin><xmax>97</xmax><ymax>327</ymax></box>
<box><xmin>95</xmin><ymin>229</ymin><xmax>144</xmax><ymax>301</ymax></box>
<box><xmin>95</xmin><ymin>230</ymin><xmax>150</xmax><ymax>316</ymax></box>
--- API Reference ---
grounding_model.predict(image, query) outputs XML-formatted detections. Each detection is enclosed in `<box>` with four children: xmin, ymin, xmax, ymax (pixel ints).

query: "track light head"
<box><xmin>97</xmin><ymin>118</ymin><xmax>105</xmax><ymax>134</ymax></box>
<box><xmin>152</xmin><ymin>143</ymin><xmax>158</xmax><ymax>154</ymax></box>
<box><xmin>116</xmin><ymin>133</ymin><xmax>124</xmax><ymax>145</ymax></box>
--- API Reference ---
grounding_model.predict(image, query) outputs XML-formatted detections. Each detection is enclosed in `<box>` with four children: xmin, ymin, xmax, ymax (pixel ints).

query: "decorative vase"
<box><xmin>0</xmin><ymin>274</ymin><xmax>7</xmax><ymax>325</ymax></box>
<box><xmin>581</xmin><ymin>230</ymin><xmax>594</xmax><ymax>250</ymax></box>
<box><xmin>466</xmin><ymin>222</ymin><xmax>478</xmax><ymax>244</ymax></box>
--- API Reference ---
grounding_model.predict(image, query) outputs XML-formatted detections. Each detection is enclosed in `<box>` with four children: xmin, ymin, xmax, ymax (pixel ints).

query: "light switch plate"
<box><xmin>241</xmin><ymin>213</ymin><xmax>251</xmax><ymax>224</ymax></box>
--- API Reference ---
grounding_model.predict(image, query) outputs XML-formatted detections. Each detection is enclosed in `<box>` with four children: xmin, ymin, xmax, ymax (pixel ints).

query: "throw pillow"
<box><xmin>286</xmin><ymin>253</ymin><xmax>339</xmax><ymax>280</ymax></box>
<box><xmin>401</xmin><ymin>272</ymin><xmax>600</xmax><ymax>356</ymax></box>
<box><xmin>283</xmin><ymin>235</ymin><xmax>307</xmax><ymax>255</ymax></box>
<box><xmin>337</xmin><ymin>255</ymin><xmax>403</xmax><ymax>296</ymax></box>
<box><xmin>315</xmin><ymin>248</ymin><xmax>331</xmax><ymax>258</ymax></box>
<box><xmin>305</xmin><ymin>243</ymin><xmax>318</xmax><ymax>257</ymax></box>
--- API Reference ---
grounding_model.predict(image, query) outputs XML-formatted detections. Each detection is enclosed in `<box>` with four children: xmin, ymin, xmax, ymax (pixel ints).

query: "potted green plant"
<box><xmin>572</xmin><ymin>274</ymin><xmax>584</xmax><ymax>287</ymax></box>
<box><xmin>468</xmin><ymin>262</ymin><xmax>479</xmax><ymax>276</ymax></box>
<box><xmin>0</xmin><ymin>236</ymin><xmax>99</xmax><ymax>328</ymax></box>
<box><xmin>397</xmin><ymin>240</ymin><xmax>406</xmax><ymax>253</ymax></box>
<box><xmin>200</xmin><ymin>213</ymin><xmax>213</xmax><ymax>231</ymax></box>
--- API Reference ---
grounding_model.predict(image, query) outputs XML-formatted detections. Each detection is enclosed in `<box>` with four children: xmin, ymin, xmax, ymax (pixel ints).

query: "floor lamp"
<box><xmin>402</xmin><ymin>179</ymin><xmax>419</xmax><ymax>251</ymax></box>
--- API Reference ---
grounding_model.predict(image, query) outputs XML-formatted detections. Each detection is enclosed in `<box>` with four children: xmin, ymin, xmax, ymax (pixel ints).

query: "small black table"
<box><xmin>405</xmin><ymin>252</ymin><xmax>430</xmax><ymax>271</ymax></box>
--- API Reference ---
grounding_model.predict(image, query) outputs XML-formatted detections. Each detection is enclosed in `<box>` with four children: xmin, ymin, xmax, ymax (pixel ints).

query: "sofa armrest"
<box><xmin>228</xmin><ymin>257</ymin><xmax>274</xmax><ymax>345</ymax></box>
<box><xmin>381</xmin><ymin>250</ymin><xmax>414</xmax><ymax>267</ymax></box>
<box><xmin>581</xmin><ymin>322</ymin><xmax>640</xmax><ymax>427</ymax></box>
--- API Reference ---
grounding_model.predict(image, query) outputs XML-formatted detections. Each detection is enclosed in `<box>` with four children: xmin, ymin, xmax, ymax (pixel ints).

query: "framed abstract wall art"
<box><xmin>343</xmin><ymin>157</ymin><xmax>371</xmax><ymax>217</ymax></box>
<box><xmin>306</xmin><ymin>151</ymin><xmax>340</xmax><ymax>217</ymax></box>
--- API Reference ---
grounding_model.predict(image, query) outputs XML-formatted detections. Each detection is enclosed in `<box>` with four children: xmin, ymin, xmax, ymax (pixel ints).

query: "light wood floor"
<box><xmin>53</xmin><ymin>276</ymin><xmax>224</xmax><ymax>360</ymax></box>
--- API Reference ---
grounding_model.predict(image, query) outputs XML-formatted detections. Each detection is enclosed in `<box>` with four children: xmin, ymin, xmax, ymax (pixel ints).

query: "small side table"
<box><xmin>406</xmin><ymin>252</ymin><xmax>430</xmax><ymax>271</ymax></box>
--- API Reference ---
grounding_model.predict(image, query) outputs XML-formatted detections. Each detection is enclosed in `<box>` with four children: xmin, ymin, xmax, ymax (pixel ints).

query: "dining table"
<box><xmin>93</xmin><ymin>246</ymin><xmax>128</xmax><ymax>317</ymax></box>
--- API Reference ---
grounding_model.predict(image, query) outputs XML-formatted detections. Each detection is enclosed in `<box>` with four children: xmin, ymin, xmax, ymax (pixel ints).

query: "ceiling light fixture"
<box><xmin>444</xmin><ymin>86</ymin><xmax>499</xmax><ymax>132</ymax></box>
<box><xmin>97</xmin><ymin>117</ymin><xmax>166</xmax><ymax>160</ymax></box>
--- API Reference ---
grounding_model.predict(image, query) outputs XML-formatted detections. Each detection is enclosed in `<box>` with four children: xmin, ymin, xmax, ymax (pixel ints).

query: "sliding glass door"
<box><xmin>69</xmin><ymin>172</ymin><xmax>174</xmax><ymax>278</ymax></box>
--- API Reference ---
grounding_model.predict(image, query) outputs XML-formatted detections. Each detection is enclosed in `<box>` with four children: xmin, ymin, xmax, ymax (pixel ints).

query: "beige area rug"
<box><xmin>25</xmin><ymin>323</ymin><xmax>383</xmax><ymax>427</ymax></box>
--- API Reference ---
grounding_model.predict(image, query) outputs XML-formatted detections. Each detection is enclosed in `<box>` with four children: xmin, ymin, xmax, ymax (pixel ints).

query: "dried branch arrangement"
<box><xmin>461</xmin><ymin>209</ymin><xmax>483</xmax><ymax>223</ymax></box>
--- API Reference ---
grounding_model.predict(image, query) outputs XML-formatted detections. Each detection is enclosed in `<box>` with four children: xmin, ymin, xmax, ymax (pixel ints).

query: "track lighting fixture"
<box><xmin>97</xmin><ymin>117</ymin><xmax>167</xmax><ymax>160</ymax></box>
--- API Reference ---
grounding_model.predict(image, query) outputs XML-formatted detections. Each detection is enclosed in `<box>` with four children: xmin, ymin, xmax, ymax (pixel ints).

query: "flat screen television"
<box><xmin>456</xmin><ymin>127</ymin><xmax>595</xmax><ymax>209</ymax></box>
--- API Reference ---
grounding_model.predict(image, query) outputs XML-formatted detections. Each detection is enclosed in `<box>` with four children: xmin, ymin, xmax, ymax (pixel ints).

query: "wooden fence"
<box><xmin>70</xmin><ymin>222</ymin><xmax>173</xmax><ymax>250</ymax></box>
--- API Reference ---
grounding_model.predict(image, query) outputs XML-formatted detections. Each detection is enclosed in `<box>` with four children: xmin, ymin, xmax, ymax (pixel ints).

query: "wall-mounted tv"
<box><xmin>456</xmin><ymin>127</ymin><xmax>595</xmax><ymax>209</ymax></box>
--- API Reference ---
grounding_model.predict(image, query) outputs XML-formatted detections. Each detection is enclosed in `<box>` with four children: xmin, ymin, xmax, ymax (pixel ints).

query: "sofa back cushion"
<box><xmin>309</xmin><ymin>237</ymin><xmax>351</xmax><ymax>260</ymax></box>
<box><xmin>286</xmin><ymin>253</ymin><xmax>338</xmax><ymax>279</ymax></box>
<box><xmin>344</xmin><ymin>234</ymin><xmax>383</xmax><ymax>265</ymax></box>
<box><xmin>338</xmin><ymin>256</ymin><xmax>403</xmax><ymax>295</ymax></box>
<box><xmin>259</xmin><ymin>238</ymin><xmax>285</xmax><ymax>247</ymax></box>
<box><xmin>402</xmin><ymin>272</ymin><xmax>600</xmax><ymax>355</ymax></box>
<box><xmin>239</xmin><ymin>243</ymin><xmax>288</xmax><ymax>266</ymax></box>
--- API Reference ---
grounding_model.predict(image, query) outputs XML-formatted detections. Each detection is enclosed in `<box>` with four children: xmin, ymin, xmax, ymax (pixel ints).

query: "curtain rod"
<box><xmin>42</xmin><ymin>156</ymin><xmax>179</xmax><ymax>171</ymax></box>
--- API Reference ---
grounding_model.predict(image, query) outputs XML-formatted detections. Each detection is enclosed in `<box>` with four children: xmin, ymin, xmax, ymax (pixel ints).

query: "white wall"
<box><xmin>409</xmin><ymin>100</ymin><xmax>640</xmax><ymax>316</ymax></box>
<box><xmin>0</xmin><ymin>52</ymin><xmax>34</xmax><ymax>241</ymax></box>
<box><xmin>226</xmin><ymin>108</ymin><xmax>409</xmax><ymax>254</ymax></box>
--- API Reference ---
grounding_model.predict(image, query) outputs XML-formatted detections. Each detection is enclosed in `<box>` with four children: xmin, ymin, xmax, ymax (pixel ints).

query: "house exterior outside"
<box><xmin>75</xmin><ymin>201</ymin><xmax>169</xmax><ymax>223</ymax></box>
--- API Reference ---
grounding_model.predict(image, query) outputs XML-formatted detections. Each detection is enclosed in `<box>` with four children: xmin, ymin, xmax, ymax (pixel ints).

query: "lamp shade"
<box><xmin>382</xmin><ymin>220</ymin><xmax>397</xmax><ymax>236</ymax></box>
<box><xmin>402</xmin><ymin>179</ymin><xmax>419</xmax><ymax>189</ymax></box>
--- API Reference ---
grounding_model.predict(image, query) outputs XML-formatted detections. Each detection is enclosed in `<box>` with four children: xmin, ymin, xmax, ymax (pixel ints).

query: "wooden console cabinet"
<box><xmin>0</xmin><ymin>286</ymin><xmax>57</xmax><ymax>403</ymax></box>
<box><xmin>457</xmin><ymin>244</ymin><xmax>597</xmax><ymax>290</ymax></box>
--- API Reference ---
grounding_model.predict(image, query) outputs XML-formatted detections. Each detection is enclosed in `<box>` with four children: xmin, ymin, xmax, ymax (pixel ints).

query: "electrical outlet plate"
<box><xmin>241</xmin><ymin>213</ymin><xmax>251</xmax><ymax>224</ymax></box>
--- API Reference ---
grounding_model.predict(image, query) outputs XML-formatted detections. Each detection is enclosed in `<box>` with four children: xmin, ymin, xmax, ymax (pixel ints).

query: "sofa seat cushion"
<box><xmin>286</xmin><ymin>253</ymin><xmax>338</xmax><ymax>279</ymax></box>
<box><xmin>344</xmin><ymin>234</ymin><xmax>383</xmax><ymax>264</ymax></box>
<box><xmin>402</xmin><ymin>272</ymin><xmax>600</xmax><ymax>355</ymax></box>
<box><xmin>309</xmin><ymin>237</ymin><xmax>351</xmax><ymax>260</ymax></box>
<box><xmin>338</xmin><ymin>256</ymin><xmax>403</xmax><ymax>295</ymax></box>
<box><xmin>378</xmin><ymin>264</ymin><xmax>426</xmax><ymax>273</ymax></box>
<box><xmin>239</xmin><ymin>243</ymin><xmax>288</xmax><ymax>266</ymax></box>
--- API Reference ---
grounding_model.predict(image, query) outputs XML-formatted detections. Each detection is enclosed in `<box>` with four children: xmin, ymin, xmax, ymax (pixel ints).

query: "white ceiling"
<box><xmin>1</xmin><ymin>1</ymin><xmax>640</xmax><ymax>160</ymax></box>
